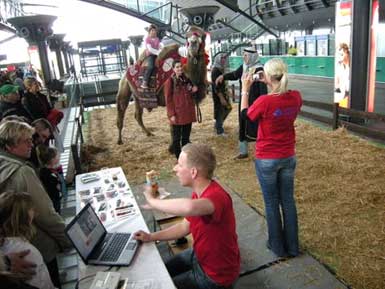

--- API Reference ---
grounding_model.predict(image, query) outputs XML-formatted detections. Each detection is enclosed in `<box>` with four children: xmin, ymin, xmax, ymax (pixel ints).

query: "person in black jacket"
<box><xmin>37</xmin><ymin>145</ymin><xmax>62</xmax><ymax>214</ymax></box>
<box><xmin>211</xmin><ymin>53</ymin><xmax>232</xmax><ymax>136</ymax></box>
<box><xmin>216</xmin><ymin>47</ymin><xmax>268</xmax><ymax>159</ymax></box>
<box><xmin>0</xmin><ymin>84</ymin><xmax>32</xmax><ymax>122</ymax></box>
<box><xmin>23</xmin><ymin>77</ymin><xmax>51</xmax><ymax>121</ymax></box>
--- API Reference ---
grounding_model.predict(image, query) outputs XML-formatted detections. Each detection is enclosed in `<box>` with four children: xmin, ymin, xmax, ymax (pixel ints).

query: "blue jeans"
<box><xmin>255</xmin><ymin>156</ymin><xmax>299</xmax><ymax>257</ymax></box>
<box><xmin>166</xmin><ymin>249</ymin><xmax>234</xmax><ymax>289</ymax></box>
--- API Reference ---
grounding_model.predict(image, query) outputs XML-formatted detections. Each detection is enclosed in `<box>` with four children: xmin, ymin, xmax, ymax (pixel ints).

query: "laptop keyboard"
<box><xmin>89</xmin><ymin>233</ymin><xmax>112</xmax><ymax>260</ymax></box>
<box><xmin>99</xmin><ymin>233</ymin><xmax>131</xmax><ymax>262</ymax></box>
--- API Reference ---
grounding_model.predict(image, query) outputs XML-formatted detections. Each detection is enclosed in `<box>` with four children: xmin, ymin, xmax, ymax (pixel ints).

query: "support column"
<box><xmin>62</xmin><ymin>41</ymin><xmax>71</xmax><ymax>74</ymax></box>
<box><xmin>129</xmin><ymin>35</ymin><xmax>143</xmax><ymax>62</ymax></box>
<box><xmin>8</xmin><ymin>15</ymin><xmax>57</xmax><ymax>85</ymax></box>
<box><xmin>350</xmin><ymin>0</ymin><xmax>371</xmax><ymax>111</ymax></box>
<box><xmin>67</xmin><ymin>43</ymin><xmax>76</xmax><ymax>74</ymax></box>
<box><xmin>48</xmin><ymin>34</ymin><xmax>65</xmax><ymax>78</ymax></box>
<box><xmin>122</xmin><ymin>40</ymin><xmax>130</xmax><ymax>66</ymax></box>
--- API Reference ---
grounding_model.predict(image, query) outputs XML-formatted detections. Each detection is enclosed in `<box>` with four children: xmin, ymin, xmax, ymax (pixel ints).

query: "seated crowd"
<box><xmin>0</xmin><ymin>71</ymin><xmax>69</xmax><ymax>289</ymax></box>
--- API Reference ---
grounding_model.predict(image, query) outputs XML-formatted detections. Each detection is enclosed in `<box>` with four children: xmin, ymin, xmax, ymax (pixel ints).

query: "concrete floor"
<box><xmin>132</xmin><ymin>178</ymin><xmax>349</xmax><ymax>289</ymax></box>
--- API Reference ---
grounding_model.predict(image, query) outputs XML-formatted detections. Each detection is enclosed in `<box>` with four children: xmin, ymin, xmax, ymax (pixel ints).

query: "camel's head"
<box><xmin>186</xmin><ymin>26</ymin><xmax>205</xmax><ymax>57</ymax></box>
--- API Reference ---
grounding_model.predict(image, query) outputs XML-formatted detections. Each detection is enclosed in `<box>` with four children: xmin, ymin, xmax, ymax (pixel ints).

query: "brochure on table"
<box><xmin>75</xmin><ymin>167</ymin><xmax>139</xmax><ymax>227</ymax></box>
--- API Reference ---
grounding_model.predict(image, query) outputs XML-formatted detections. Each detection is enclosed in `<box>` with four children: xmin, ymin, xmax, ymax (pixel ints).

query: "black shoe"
<box><xmin>234</xmin><ymin>153</ymin><xmax>248</xmax><ymax>160</ymax></box>
<box><xmin>175</xmin><ymin>237</ymin><xmax>188</xmax><ymax>246</ymax></box>
<box><xmin>266</xmin><ymin>241</ymin><xmax>289</xmax><ymax>258</ymax></box>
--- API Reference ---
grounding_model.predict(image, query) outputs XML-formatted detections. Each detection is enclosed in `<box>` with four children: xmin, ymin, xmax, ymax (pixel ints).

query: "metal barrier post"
<box><xmin>231</xmin><ymin>84</ymin><xmax>235</xmax><ymax>102</ymax></box>
<box><xmin>332</xmin><ymin>102</ymin><xmax>339</xmax><ymax>130</ymax></box>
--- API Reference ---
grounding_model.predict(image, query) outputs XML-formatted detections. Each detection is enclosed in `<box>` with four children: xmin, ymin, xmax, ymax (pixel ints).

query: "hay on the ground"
<box><xmin>85</xmin><ymin>97</ymin><xmax>385</xmax><ymax>289</ymax></box>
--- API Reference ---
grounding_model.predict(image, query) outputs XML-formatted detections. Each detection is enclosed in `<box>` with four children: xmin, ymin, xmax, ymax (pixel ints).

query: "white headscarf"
<box><xmin>242</xmin><ymin>47</ymin><xmax>262</xmax><ymax>76</ymax></box>
<box><xmin>212</xmin><ymin>53</ymin><xmax>228</xmax><ymax>70</ymax></box>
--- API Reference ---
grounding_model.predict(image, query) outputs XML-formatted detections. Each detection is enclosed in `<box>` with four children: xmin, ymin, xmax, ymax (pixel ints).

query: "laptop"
<box><xmin>65</xmin><ymin>203</ymin><xmax>139</xmax><ymax>266</ymax></box>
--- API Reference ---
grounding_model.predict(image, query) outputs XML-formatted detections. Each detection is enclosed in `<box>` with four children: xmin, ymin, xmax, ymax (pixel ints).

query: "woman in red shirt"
<box><xmin>240</xmin><ymin>58</ymin><xmax>302</xmax><ymax>258</ymax></box>
<box><xmin>165</xmin><ymin>60</ymin><xmax>198</xmax><ymax>159</ymax></box>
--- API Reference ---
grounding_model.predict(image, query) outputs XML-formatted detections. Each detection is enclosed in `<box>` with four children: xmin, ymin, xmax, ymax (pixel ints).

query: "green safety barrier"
<box><xmin>228</xmin><ymin>56</ymin><xmax>385</xmax><ymax>82</ymax></box>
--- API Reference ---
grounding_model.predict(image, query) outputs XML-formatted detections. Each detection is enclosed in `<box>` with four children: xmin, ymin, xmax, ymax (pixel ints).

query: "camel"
<box><xmin>116</xmin><ymin>26</ymin><xmax>208</xmax><ymax>145</ymax></box>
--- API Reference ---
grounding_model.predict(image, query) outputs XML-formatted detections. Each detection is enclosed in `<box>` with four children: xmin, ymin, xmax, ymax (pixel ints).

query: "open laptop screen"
<box><xmin>66</xmin><ymin>203</ymin><xmax>106</xmax><ymax>261</ymax></box>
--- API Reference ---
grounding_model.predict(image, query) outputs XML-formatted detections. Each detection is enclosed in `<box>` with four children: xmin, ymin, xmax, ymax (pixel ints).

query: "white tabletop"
<box><xmin>75</xmin><ymin>167</ymin><xmax>175</xmax><ymax>289</ymax></box>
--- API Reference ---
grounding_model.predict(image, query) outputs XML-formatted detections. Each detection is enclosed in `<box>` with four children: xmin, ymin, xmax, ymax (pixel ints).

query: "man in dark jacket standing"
<box><xmin>216</xmin><ymin>47</ymin><xmax>267</xmax><ymax>159</ymax></box>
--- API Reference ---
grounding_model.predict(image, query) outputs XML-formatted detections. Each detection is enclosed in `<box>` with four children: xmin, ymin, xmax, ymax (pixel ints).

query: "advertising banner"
<box><xmin>367</xmin><ymin>0</ymin><xmax>379</xmax><ymax>112</ymax></box>
<box><xmin>27</xmin><ymin>45</ymin><xmax>44</xmax><ymax>84</ymax></box>
<box><xmin>334</xmin><ymin>0</ymin><xmax>352</xmax><ymax>107</ymax></box>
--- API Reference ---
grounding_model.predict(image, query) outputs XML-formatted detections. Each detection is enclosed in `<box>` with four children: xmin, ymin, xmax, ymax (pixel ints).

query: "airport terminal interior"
<box><xmin>0</xmin><ymin>1</ymin><xmax>384</xmax><ymax>289</ymax></box>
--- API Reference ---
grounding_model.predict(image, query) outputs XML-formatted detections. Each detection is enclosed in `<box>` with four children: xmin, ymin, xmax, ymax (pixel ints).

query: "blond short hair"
<box><xmin>264</xmin><ymin>58</ymin><xmax>288</xmax><ymax>94</ymax></box>
<box><xmin>23</xmin><ymin>77</ymin><xmax>38</xmax><ymax>91</ymax></box>
<box><xmin>0</xmin><ymin>120</ymin><xmax>34</xmax><ymax>150</ymax></box>
<box><xmin>182</xmin><ymin>143</ymin><xmax>216</xmax><ymax>179</ymax></box>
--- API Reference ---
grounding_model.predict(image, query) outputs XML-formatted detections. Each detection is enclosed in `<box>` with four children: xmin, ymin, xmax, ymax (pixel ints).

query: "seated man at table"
<box><xmin>134</xmin><ymin>143</ymin><xmax>240</xmax><ymax>289</ymax></box>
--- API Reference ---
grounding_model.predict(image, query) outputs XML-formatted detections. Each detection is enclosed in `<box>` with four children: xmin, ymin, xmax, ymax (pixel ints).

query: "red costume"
<box><xmin>164</xmin><ymin>74</ymin><xmax>196</xmax><ymax>125</ymax></box>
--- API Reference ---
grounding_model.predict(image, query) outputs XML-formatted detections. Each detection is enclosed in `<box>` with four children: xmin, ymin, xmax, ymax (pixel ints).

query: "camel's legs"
<box><xmin>134</xmin><ymin>99</ymin><xmax>154</xmax><ymax>136</ymax></box>
<box><xmin>116</xmin><ymin>90</ymin><xmax>130</xmax><ymax>145</ymax></box>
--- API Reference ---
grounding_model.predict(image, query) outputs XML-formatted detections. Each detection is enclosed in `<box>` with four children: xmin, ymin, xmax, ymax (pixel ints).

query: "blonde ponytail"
<box><xmin>273</xmin><ymin>72</ymin><xmax>288</xmax><ymax>94</ymax></box>
<box><xmin>264</xmin><ymin>58</ymin><xmax>288</xmax><ymax>94</ymax></box>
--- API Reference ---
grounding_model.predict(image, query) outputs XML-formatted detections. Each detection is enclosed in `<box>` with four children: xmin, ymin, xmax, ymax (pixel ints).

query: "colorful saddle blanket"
<box><xmin>126</xmin><ymin>49</ymin><xmax>180</xmax><ymax>109</ymax></box>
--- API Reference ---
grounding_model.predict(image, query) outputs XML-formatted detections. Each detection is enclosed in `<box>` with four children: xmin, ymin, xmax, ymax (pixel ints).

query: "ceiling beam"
<box><xmin>275</xmin><ymin>0</ymin><xmax>285</xmax><ymax>15</ymax></box>
<box><xmin>304</xmin><ymin>0</ymin><xmax>314</xmax><ymax>11</ymax></box>
<box><xmin>0</xmin><ymin>22</ymin><xmax>16</xmax><ymax>34</ymax></box>
<box><xmin>79</xmin><ymin>0</ymin><xmax>170</xmax><ymax>29</ymax></box>
<box><xmin>215</xmin><ymin>0</ymin><xmax>278</xmax><ymax>37</ymax></box>
<box><xmin>0</xmin><ymin>34</ymin><xmax>17</xmax><ymax>44</ymax></box>
<box><xmin>289</xmin><ymin>0</ymin><xmax>299</xmax><ymax>13</ymax></box>
<box><xmin>216</xmin><ymin>19</ymin><xmax>244</xmax><ymax>34</ymax></box>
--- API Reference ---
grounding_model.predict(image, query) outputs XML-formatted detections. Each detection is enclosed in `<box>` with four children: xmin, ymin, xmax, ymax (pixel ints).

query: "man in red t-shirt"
<box><xmin>134</xmin><ymin>143</ymin><xmax>240</xmax><ymax>289</ymax></box>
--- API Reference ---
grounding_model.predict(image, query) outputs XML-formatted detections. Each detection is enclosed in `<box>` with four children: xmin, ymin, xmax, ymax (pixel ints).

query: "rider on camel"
<box><xmin>141</xmin><ymin>24</ymin><xmax>163</xmax><ymax>89</ymax></box>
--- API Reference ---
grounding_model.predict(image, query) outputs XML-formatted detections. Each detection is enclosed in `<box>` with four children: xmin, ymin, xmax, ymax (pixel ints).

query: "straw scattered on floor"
<box><xmin>84</xmin><ymin>97</ymin><xmax>385</xmax><ymax>289</ymax></box>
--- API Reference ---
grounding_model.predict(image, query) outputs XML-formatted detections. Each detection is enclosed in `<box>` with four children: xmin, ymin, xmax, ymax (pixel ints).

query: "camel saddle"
<box><xmin>126</xmin><ymin>48</ymin><xmax>180</xmax><ymax>109</ymax></box>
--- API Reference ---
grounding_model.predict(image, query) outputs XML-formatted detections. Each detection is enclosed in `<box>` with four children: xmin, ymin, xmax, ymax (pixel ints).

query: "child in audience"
<box><xmin>37</xmin><ymin>146</ymin><xmax>63</xmax><ymax>214</ymax></box>
<box><xmin>0</xmin><ymin>191</ymin><xmax>56</xmax><ymax>289</ymax></box>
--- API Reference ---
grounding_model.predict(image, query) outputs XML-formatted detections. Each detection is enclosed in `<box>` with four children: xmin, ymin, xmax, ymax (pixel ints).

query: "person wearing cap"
<box><xmin>141</xmin><ymin>24</ymin><xmax>163</xmax><ymax>89</ymax></box>
<box><xmin>216</xmin><ymin>47</ymin><xmax>267</xmax><ymax>159</ymax></box>
<box><xmin>0</xmin><ymin>84</ymin><xmax>32</xmax><ymax>122</ymax></box>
